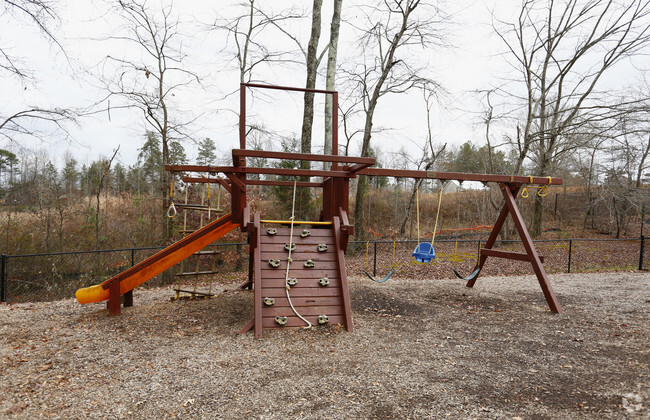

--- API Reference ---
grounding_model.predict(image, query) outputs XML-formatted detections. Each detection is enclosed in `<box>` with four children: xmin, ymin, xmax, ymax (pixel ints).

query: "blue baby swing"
<box><xmin>412</xmin><ymin>181</ymin><xmax>444</xmax><ymax>263</ymax></box>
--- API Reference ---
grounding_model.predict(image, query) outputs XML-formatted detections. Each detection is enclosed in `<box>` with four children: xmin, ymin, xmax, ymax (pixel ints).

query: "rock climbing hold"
<box><xmin>267</xmin><ymin>228</ymin><xmax>277</xmax><ymax>235</ymax></box>
<box><xmin>318</xmin><ymin>314</ymin><xmax>329</xmax><ymax>325</ymax></box>
<box><xmin>286</xmin><ymin>277</ymin><xmax>298</xmax><ymax>287</ymax></box>
<box><xmin>263</xmin><ymin>297</ymin><xmax>275</xmax><ymax>306</ymax></box>
<box><xmin>275</xmin><ymin>316</ymin><xmax>288</xmax><ymax>326</ymax></box>
<box><xmin>318</xmin><ymin>276</ymin><xmax>330</xmax><ymax>287</ymax></box>
<box><xmin>268</xmin><ymin>259</ymin><xmax>281</xmax><ymax>268</ymax></box>
<box><xmin>284</xmin><ymin>243</ymin><xmax>296</xmax><ymax>251</ymax></box>
<box><xmin>300</xmin><ymin>229</ymin><xmax>311</xmax><ymax>238</ymax></box>
<box><xmin>304</xmin><ymin>259</ymin><xmax>315</xmax><ymax>268</ymax></box>
<box><xmin>317</xmin><ymin>243</ymin><xmax>328</xmax><ymax>252</ymax></box>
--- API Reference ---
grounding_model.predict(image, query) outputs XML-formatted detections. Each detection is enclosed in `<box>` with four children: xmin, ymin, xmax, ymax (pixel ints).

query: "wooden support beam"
<box><xmin>358</xmin><ymin>168</ymin><xmax>562</xmax><ymax>185</ymax></box>
<box><xmin>501</xmin><ymin>184</ymin><xmax>562</xmax><ymax>313</ymax></box>
<box><xmin>108</xmin><ymin>280</ymin><xmax>121</xmax><ymax>316</ymax></box>
<box><xmin>232</xmin><ymin>149</ymin><xmax>374</xmax><ymax>165</ymax></box>
<box><xmin>333</xmin><ymin>216</ymin><xmax>354</xmax><ymax>332</ymax></box>
<box><xmin>253</xmin><ymin>213</ymin><xmax>263</xmax><ymax>337</ymax></box>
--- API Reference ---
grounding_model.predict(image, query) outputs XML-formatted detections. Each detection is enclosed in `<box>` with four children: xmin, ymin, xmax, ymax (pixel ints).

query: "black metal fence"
<box><xmin>1</xmin><ymin>236</ymin><xmax>647</xmax><ymax>304</ymax></box>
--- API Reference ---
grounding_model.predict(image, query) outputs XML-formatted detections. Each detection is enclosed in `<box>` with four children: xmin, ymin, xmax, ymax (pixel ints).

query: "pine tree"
<box><xmin>196</xmin><ymin>138</ymin><xmax>217</xmax><ymax>166</ymax></box>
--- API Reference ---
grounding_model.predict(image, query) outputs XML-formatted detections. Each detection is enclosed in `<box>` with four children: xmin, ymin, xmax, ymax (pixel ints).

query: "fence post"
<box><xmin>639</xmin><ymin>235</ymin><xmax>645</xmax><ymax>271</ymax></box>
<box><xmin>131</xmin><ymin>248</ymin><xmax>135</xmax><ymax>267</ymax></box>
<box><xmin>567</xmin><ymin>239</ymin><xmax>572</xmax><ymax>273</ymax></box>
<box><xmin>373</xmin><ymin>241</ymin><xmax>377</xmax><ymax>277</ymax></box>
<box><xmin>1</xmin><ymin>254</ymin><xmax>6</xmax><ymax>303</ymax></box>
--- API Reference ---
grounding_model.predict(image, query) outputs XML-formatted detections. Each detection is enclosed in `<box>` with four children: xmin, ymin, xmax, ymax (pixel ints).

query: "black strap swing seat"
<box><xmin>364</xmin><ymin>268</ymin><xmax>395</xmax><ymax>283</ymax></box>
<box><xmin>452</xmin><ymin>266</ymin><xmax>481</xmax><ymax>281</ymax></box>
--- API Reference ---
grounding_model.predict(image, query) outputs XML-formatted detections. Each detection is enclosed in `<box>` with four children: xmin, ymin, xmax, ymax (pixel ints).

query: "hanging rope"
<box><xmin>207</xmin><ymin>181</ymin><xmax>211</xmax><ymax>220</ymax></box>
<box><xmin>431</xmin><ymin>181</ymin><xmax>445</xmax><ymax>246</ymax></box>
<box><xmin>285</xmin><ymin>178</ymin><xmax>312</xmax><ymax>329</ymax></box>
<box><xmin>167</xmin><ymin>176</ymin><xmax>177</xmax><ymax>218</ymax></box>
<box><xmin>416</xmin><ymin>183</ymin><xmax>421</xmax><ymax>241</ymax></box>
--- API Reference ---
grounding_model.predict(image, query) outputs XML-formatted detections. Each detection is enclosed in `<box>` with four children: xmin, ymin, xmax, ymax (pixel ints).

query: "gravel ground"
<box><xmin>1</xmin><ymin>272</ymin><xmax>648</xmax><ymax>419</ymax></box>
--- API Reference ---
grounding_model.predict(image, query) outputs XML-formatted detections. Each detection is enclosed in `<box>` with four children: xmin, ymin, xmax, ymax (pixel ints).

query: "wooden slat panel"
<box><xmin>260</xmin><ymin>235</ymin><xmax>335</xmax><ymax>245</ymax></box>
<box><xmin>261</xmin><ymin>287</ymin><xmax>342</xmax><ymax>298</ymax></box>
<box><xmin>260</xmin><ymin>252</ymin><xmax>337</xmax><ymax>261</ymax></box>
<box><xmin>261</xmin><ymin>315</ymin><xmax>346</xmax><ymax>329</ymax></box>
<box><xmin>260</xmin><ymin>270</ymin><xmax>338</xmax><ymax>279</ymax></box>
<box><xmin>261</xmin><ymin>277</ymin><xmax>340</xmax><ymax>288</ymax></box>
<box><xmin>259</xmin><ymin>228</ymin><xmax>332</xmax><ymax>238</ymax></box>
<box><xmin>262</xmin><ymin>305</ymin><xmax>344</xmax><ymax>317</ymax></box>
<box><xmin>260</xmin><ymin>261</ymin><xmax>339</xmax><ymax>271</ymax></box>
<box><xmin>261</xmin><ymin>296</ymin><xmax>343</xmax><ymax>307</ymax></box>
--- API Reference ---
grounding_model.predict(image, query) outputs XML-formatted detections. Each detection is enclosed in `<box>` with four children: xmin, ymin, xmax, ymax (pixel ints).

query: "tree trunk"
<box><xmin>323</xmin><ymin>0</ymin><xmax>342</xmax><ymax>169</ymax></box>
<box><xmin>297</xmin><ymin>0</ymin><xmax>323</xmax><ymax>220</ymax></box>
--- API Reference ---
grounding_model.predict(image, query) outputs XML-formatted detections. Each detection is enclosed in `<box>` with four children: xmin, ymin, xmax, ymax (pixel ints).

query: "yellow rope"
<box><xmin>416</xmin><ymin>185</ymin><xmax>421</xmax><ymax>242</ymax></box>
<box><xmin>431</xmin><ymin>182</ymin><xmax>444</xmax><ymax>246</ymax></box>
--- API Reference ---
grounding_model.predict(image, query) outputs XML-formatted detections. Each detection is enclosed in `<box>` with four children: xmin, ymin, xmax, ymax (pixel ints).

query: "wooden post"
<box><xmin>123</xmin><ymin>290</ymin><xmax>133</xmax><ymax>307</ymax></box>
<box><xmin>108</xmin><ymin>281</ymin><xmax>121</xmax><ymax>316</ymax></box>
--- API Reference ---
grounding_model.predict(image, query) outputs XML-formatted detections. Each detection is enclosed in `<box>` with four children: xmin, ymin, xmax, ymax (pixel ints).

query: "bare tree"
<box><xmin>94</xmin><ymin>0</ymin><xmax>201</xmax><ymax>237</ymax></box>
<box><xmin>399</xmin><ymin>88</ymin><xmax>446</xmax><ymax>236</ymax></box>
<box><xmin>344</xmin><ymin>0</ymin><xmax>447</xmax><ymax>239</ymax></box>
<box><xmin>0</xmin><ymin>0</ymin><xmax>64</xmax><ymax>80</ymax></box>
<box><xmin>211</xmin><ymin>0</ymin><xmax>301</xmax><ymax>84</ymax></box>
<box><xmin>494</xmin><ymin>0</ymin><xmax>650</xmax><ymax>236</ymax></box>
<box><xmin>323</xmin><ymin>0</ymin><xmax>342</xmax><ymax>169</ymax></box>
<box><xmin>0</xmin><ymin>1</ymin><xmax>77</xmax><ymax>142</ymax></box>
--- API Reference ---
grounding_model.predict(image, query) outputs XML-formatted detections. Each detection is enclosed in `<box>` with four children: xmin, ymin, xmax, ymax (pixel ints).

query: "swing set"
<box><xmin>81</xmin><ymin>82</ymin><xmax>562</xmax><ymax>338</ymax></box>
<box><xmin>365</xmin><ymin>180</ymin><xmax>487</xmax><ymax>283</ymax></box>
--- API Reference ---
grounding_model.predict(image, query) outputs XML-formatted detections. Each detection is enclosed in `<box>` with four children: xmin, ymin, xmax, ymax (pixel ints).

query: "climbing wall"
<box><xmin>252</xmin><ymin>225</ymin><xmax>353</xmax><ymax>334</ymax></box>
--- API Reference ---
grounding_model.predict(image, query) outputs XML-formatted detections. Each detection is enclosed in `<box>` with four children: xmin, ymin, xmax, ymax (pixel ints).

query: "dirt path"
<box><xmin>1</xmin><ymin>272</ymin><xmax>648</xmax><ymax>419</ymax></box>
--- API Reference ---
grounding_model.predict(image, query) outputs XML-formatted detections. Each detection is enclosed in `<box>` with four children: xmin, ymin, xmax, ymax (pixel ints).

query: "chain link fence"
<box><xmin>1</xmin><ymin>243</ymin><xmax>250</xmax><ymax>303</ymax></box>
<box><xmin>1</xmin><ymin>237</ymin><xmax>647</xmax><ymax>303</ymax></box>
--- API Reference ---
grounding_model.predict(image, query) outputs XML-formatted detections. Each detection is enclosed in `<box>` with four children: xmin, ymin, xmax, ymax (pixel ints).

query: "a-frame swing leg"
<box><xmin>467</xmin><ymin>183</ymin><xmax>562</xmax><ymax>314</ymax></box>
<box><xmin>501</xmin><ymin>184</ymin><xmax>562</xmax><ymax>313</ymax></box>
<box><xmin>465</xmin><ymin>184</ymin><xmax>519</xmax><ymax>288</ymax></box>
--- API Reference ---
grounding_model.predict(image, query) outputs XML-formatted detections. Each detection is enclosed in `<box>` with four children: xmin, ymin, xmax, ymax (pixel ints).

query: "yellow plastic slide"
<box><xmin>76</xmin><ymin>213</ymin><xmax>238</xmax><ymax>304</ymax></box>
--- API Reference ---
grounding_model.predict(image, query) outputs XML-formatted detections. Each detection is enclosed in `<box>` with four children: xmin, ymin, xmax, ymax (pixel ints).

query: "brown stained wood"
<box><xmin>108</xmin><ymin>281</ymin><xmax>121</xmax><ymax>316</ymax></box>
<box><xmin>253</xmin><ymin>214</ymin><xmax>263</xmax><ymax>337</ymax></box>
<box><xmin>332</xmin><ymin>216</ymin><xmax>354</xmax><ymax>332</ymax></box>
<box><xmin>260</xmin><ymin>236</ymin><xmax>335</xmax><ymax>245</ymax></box>
<box><xmin>466</xmin><ymin>187</ymin><xmax>517</xmax><ymax>288</ymax></box>
<box><xmin>501</xmin><ymin>185</ymin><xmax>562</xmax><ymax>313</ymax></box>
<box><xmin>238</xmin><ymin>318</ymin><xmax>255</xmax><ymax>335</ymax></box>
<box><xmin>261</xmin><ymin>287</ymin><xmax>342</xmax><ymax>298</ymax></box>
<box><xmin>261</xmin><ymin>261</ymin><xmax>339</xmax><ymax>271</ymax></box>
<box><xmin>260</xmin><ymin>278</ymin><xmax>341</xmax><ymax>288</ymax></box>
<box><xmin>259</xmin><ymin>228</ymin><xmax>333</xmax><ymax>238</ymax></box>
<box><xmin>261</xmin><ymin>315</ymin><xmax>346</xmax><ymax>329</ymax></box>
<box><xmin>232</xmin><ymin>148</ymin><xmax>374</xmax><ymax>165</ymax></box>
<box><xmin>358</xmin><ymin>168</ymin><xmax>563</xmax><ymax>185</ymax></box>
<box><xmin>259</xmin><ymin>252</ymin><xmax>337</xmax><ymax>262</ymax></box>
<box><xmin>263</xmin><ymin>296</ymin><xmax>343</xmax><ymax>307</ymax></box>
<box><xmin>262</xmin><ymin>306</ymin><xmax>344</xmax><ymax>317</ymax></box>
<box><xmin>260</xmin><ymin>271</ymin><xmax>339</xmax><ymax>280</ymax></box>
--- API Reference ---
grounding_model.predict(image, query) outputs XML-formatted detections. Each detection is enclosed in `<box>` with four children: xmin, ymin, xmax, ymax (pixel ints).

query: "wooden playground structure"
<box><xmin>76</xmin><ymin>83</ymin><xmax>562</xmax><ymax>337</ymax></box>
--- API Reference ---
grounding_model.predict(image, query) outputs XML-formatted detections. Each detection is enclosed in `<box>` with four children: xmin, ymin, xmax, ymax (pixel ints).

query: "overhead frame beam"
<box><xmin>359</xmin><ymin>168</ymin><xmax>562</xmax><ymax>185</ymax></box>
<box><xmin>232</xmin><ymin>149</ymin><xmax>374</xmax><ymax>166</ymax></box>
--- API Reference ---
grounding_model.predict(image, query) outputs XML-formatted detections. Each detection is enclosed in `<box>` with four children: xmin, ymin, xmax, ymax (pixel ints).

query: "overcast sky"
<box><xmin>1</xmin><ymin>0</ymin><xmax>646</xmax><ymax>170</ymax></box>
